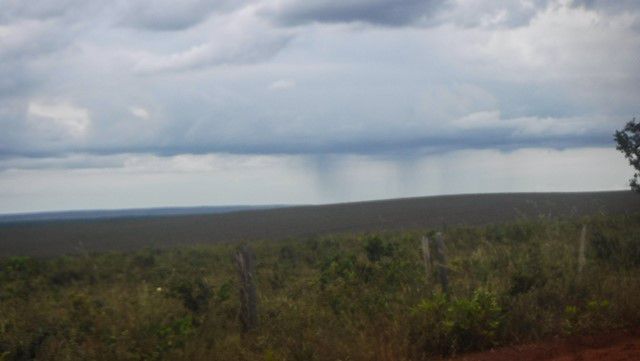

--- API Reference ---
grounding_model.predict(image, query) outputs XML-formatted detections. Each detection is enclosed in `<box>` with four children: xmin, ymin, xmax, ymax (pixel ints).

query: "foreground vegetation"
<box><xmin>1</xmin><ymin>213</ymin><xmax>640</xmax><ymax>360</ymax></box>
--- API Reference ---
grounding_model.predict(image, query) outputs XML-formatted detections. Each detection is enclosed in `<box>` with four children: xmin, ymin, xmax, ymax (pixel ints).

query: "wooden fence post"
<box><xmin>235</xmin><ymin>244</ymin><xmax>258</xmax><ymax>332</ymax></box>
<box><xmin>578</xmin><ymin>225</ymin><xmax>587</xmax><ymax>274</ymax></box>
<box><xmin>434</xmin><ymin>232</ymin><xmax>449</xmax><ymax>294</ymax></box>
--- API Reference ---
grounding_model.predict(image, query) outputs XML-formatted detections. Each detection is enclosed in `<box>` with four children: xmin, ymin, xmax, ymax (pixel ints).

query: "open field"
<box><xmin>1</xmin><ymin>191</ymin><xmax>639</xmax><ymax>257</ymax></box>
<box><xmin>1</xmin><ymin>210</ymin><xmax>639</xmax><ymax>360</ymax></box>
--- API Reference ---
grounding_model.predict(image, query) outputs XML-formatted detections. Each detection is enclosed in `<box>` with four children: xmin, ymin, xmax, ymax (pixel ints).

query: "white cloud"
<box><xmin>269</xmin><ymin>78</ymin><xmax>296</xmax><ymax>90</ymax></box>
<box><xmin>453</xmin><ymin>3</ymin><xmax>640</xmax><ymax>85</ymax></box>
<box><xmin>130</xmin><ymin>106</ymin><xmax>150</xmax><ymax>119</ymax></box>
<box><xmin>27</xmin><ymin>100</ymin><xmax>90</xmax><ymax>139</ymax></box>
<box><xmin>451</xmin><ymin>110</ymin><xmax>503</xmax><ymax>129</ymax></box>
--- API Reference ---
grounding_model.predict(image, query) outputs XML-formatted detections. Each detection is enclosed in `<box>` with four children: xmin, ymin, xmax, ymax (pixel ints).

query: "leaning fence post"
<box><xmin>578</xmin><ymin>225</ymin><xmax>587</xmax><ymax>274</ymax></box>
<box><xmin>421</xmin><ymin>236</ymin><xmax>432</xmax><ymax>278</ymax></box>
<box><xmin>433</xmin><ymin>232</ymin><xmax>449</xmax><ymax>294</ymax></box>
<box><xmin>235</xmin><ymin>244</ymin><xmax>258</xmax><ymax>332</ymax></box>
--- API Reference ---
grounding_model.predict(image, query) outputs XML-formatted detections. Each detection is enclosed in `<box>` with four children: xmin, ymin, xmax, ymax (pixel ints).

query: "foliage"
<box><xmin>363</xmin><ymin>235</ymin><xmax>396</xmax><ymax>262</ymax></box>
<box><xmin>563</xmin><ymin>299</ymin><xmax>613</xmax><ymax>335</ymax></box>
<box><xmin>167</xmin><ymin>276</ymin><xmax>213</xmax><ymax>313</ymax></box>
<box><xmin>0</xmin><ymin>214</ymin><xmax>640</xmax><ymax>360</ymax></box>
<box><xmin>614</xmin><ymin>117</ymin><xmax>640</xmax><ymax>192</ymax></box>
<box><xmin>410</xmin><ymin>289</ymin><xmax>502</xmax><ymax>356</ymax></box>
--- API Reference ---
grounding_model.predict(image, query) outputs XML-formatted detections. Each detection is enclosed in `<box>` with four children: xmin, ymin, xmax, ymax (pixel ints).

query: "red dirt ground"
<box><xmin>449</xmin><ymin>328</ymin><xmax>640</xmax><ymax>361</ymax></box>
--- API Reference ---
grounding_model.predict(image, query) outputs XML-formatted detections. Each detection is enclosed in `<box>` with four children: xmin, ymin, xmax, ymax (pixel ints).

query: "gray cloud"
<box><xmin>263</xmin><ymin>0</ymin><xmax>562</xmax><ymax>28</ymax></box>
<box><xmin>117</xmin><ymin>0</ymin><xmax>245</xmax><ymax>31</ymax></box>
<box><xmin>572</xmin><ymin>0</ymin><xmax>640</xmax><ymax>13</ymax></box>
<box><xmin>437</xmin><ymin>0</ymin><xmax>552</xmax><ymax>28</ymax></box>
<box><xmin>265</xmin><ymin>0</ymin><xmax>446</xmax><ymax>27</ymax></box>
<box><xmin>263</xmin><ymin>0</ymin><xmax>640</xmax><ymax>30</ymax></box>
<box><xmin>0</xmin><ymin>0</ymin><xmax>88</xmax><ymax>23</ymax></box>
<box><xmin>2</xmin><ymin>0</ymin><xmax>640</xmax><ymax>212</ymax></box>
<box><xmin>0</xmin><ymin>99</ymin><xmax>616</xmax><ymax>158</ymax></box>
<box><xmin>0</xmin><ymin>0</ymin><xmax>638</xmax><ymax>161</ymax></box>
<box><xmin>133</xmin><ymin>34</ymin><xmax>292</xmax><ymax>73</ymax></box>
<box><xmin>0</xmin><ymin>0</ymin><xmax>248</xmax><ymax>32</ymax></box>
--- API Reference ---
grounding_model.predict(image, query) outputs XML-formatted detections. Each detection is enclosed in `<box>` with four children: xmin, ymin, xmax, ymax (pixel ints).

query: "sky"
<box><xmin>0</xmin><ymin>0</ymin><xmax>639</xmax><ymax>213</ymax></box>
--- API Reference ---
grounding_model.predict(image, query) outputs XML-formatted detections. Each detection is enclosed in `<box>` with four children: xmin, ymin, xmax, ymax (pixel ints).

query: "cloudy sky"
<box><xmin>1</xmin><ymin>0</ymin><xmax>638</xmax><ymax>213</ymax></box>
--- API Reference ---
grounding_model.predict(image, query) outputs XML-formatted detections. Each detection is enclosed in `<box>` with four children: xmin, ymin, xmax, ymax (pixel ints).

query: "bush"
<box><xmin>364</xmin><ymin>235</ymin><xmax>395</xmax><ymax>262</ymax></box>
<box><xmin>167</xmin><ymin>277</ymin><xmax>213</xmax><ymax>313</ymax></box>
<box><xmin>563</xmin><ymin>299</ymin><xmax>613</xmax><ymax>334</ymax></box>
<box><xmin>591</xmin><ymin>228</ymin><xmax>640</xmax><ymax>267</ymax></box>
<box><xmin>410</xmin><ymin>289</ymin><xmax>503</xmax><ymax>356</ymax></box>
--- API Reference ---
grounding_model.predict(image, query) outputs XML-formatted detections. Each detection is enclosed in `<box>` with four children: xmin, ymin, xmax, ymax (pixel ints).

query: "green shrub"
<box><xmin>563</xmin><ymin>299</ymin><xmax>614</xmax><ymax>334</ymax></box>
<box><xmin>410</xmin><ymin>289</ymin><xmax>503</xmax><ymax>356</ymax></box>
<box><xmin>446</xmin><ymin>289</ymin><xmax>502</xmax><ymax>353</ymax></box>
<box><xmin>167</xmin><ymin>277</ymin><xmax>213</xmax><ymax>313</ymax></box>
<box><xmin>364</xmin><ymin>235</ymin><xmax>396</xmax><ymax>262</ymax></box>
<box><xmin>591</xmin><ymin>228</ymin><xmax>640</xmax><ymax>267</ymax></box>
<box><xmin>155</xmin><ymin>316</ymin><xmax>195</xmax><ymax>352</ymax></box>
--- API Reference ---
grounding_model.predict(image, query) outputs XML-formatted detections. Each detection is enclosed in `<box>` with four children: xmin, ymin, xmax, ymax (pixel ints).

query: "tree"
<box><xmin>614</xmin><ymin>118</ymin><xmax>640</xmax><ymax>192</ymax></box>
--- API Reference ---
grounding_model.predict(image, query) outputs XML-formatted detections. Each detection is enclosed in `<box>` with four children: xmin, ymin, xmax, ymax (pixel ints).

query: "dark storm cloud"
<box><xmin>266</xmin><ymin>0</ymin><xmax>447</xmax><ymax>27</ymax></box>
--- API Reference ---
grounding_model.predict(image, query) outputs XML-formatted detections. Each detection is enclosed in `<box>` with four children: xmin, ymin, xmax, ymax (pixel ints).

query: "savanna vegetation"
<box><xmin>1</xmin><ymin>212</ymin><xmax>640</xmax><ymax>360</ymax></box>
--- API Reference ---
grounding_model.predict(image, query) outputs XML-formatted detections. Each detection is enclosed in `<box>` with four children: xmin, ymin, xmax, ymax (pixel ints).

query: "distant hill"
<box><xmin>1</xmin><ymin>191</ymin><xmax>638</xmax><ymax>257</ymax></box>
<box><xmin>0</xmin><ymin>205</ymin><xmax>284</xmax><ymax>224</ymax></box>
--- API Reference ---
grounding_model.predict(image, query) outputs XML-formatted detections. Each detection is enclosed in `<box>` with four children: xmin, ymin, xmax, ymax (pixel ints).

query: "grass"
<box><xmin>1</xmin><ymin>212</ymin><xmax>639</xmax><ymax>360</ymax></box>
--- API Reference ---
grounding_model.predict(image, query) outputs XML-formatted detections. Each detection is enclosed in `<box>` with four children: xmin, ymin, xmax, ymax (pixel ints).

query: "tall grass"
<box><xmin>1</xmin><ymin>213</ymin><xmax>639</xmax><ymax>360</ymax></box>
